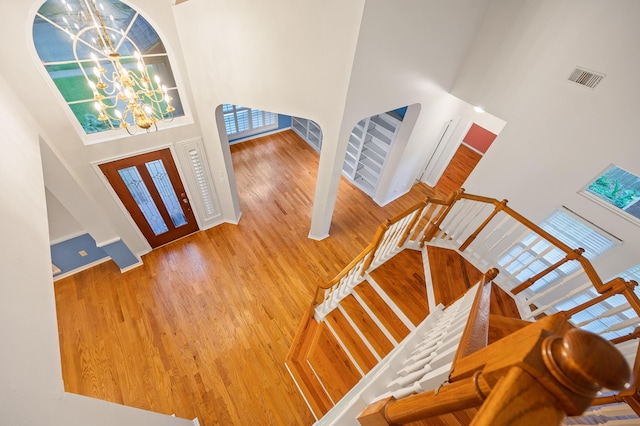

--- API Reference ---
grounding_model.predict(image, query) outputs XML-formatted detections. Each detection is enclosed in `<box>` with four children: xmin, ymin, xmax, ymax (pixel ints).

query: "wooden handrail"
<box><xmin>361</xmin><ymin>220</ymin><xmax>391</xmax><ymax>274</ymax></box>
<box><xmin>459</xmin><ymin>199</ymin><xmax>508</xmax><ymax>252</ymax></box>
<box><xmin>420</xmin><ymin>189</ymin><xmax>465</xmax><ymax>245</ymax></box>
<box><xmin>511</xmin><ymin>248</ymin><xmax>586</xmax><ymax>295</ymax></box>
<box><xmin>359</xmin><ymin>315</ymin><xmax>631</xmax><ymax>425</ymax></box>
<box><xmin>451</xmin><ymin>268</ymin><xmax>499</xmax><ymax>367</ymax></box>
<box><xmin>563</xmin><ymin>278</ymin><xmax>636</xmax><ymax>318</ymax></box>
<box><xmin>397</xmin><ymin>198</ymin><xmax>429</xmax><ymax>247</ymax></box>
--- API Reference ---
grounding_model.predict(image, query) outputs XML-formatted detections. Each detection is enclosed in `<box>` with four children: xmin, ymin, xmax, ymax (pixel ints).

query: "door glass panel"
<box><xmin>118</xmin><ymin>166</ymin><xmax>169</xmax><ymax>235</ymax></box>
<box><xmin>145</xmin><ymin>160</ymin><xmax>187</xmax><ymax>228</ymax></box>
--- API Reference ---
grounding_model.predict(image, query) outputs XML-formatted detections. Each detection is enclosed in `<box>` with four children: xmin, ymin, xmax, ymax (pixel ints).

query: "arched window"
<box><xmin>33</xmin><ymin>0</ymin><xmax>184</xmax><ymax>135</ymax></box>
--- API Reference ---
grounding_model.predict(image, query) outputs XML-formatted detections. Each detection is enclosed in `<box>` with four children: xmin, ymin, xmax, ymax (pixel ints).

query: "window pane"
<box><xmin>118</xmin><ymin>166</ymin><xmax>168</xmax><ymax>235</ymax></box>
<box><xmin>252</xmin><ymin>109</ymin><xmax>264</xmax><ymax>128</ymax></box>
<box><xmin>34</xmin><ymin>0</ymin><xmax>184</xmax><ymax>135</ymax></box>
<box><xmin>224</xmin><ymin>112</ymin><xmax>237</xmax><ymax>134</ymax></box>
<box><xmin>69</xmin><ymin>101</ymin><xmax>111</xmax><ymax>134</ymax></box>
<box><xmin>145</xmin><ymin>160</ymin><xmax>187</xmax><ymax>228</ymax></box>
<box><xmin>46</xmin><ymin>63</ymin><xmax>94</xmax><ymax>102</ymax></box>
<box><xmin>236</xmin><ymin>109</ymin><xmax>250</xmax><ymax>133</ymax></box>
<box><xmin>587</xmin><ymin>165</ymin><xmax>640</xmax><ymax>216</ymax></box>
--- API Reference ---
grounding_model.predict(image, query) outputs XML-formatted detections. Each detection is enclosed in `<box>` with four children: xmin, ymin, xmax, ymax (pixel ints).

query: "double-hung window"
<box><xmin>497</xmin><ymin>209</ymin><xmax>619</xmax><ymax>293</ymax></box>
<box><xmin>223</xmin><ymin>104</ymin><xmax>277</xmax><ymax>139</ymax></box>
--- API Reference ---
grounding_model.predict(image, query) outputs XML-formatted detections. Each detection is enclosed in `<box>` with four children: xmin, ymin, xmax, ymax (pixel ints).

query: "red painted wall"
<box><xmin>463</xmin><ymin>123</ymin><xmax>498</xmax><ymax>154</ymax></box>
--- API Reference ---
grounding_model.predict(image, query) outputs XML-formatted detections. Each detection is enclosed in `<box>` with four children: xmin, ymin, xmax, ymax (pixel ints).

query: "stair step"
<box><xmin>354</xmin><ymin>280</ymin><xmax>411</xmax><ymax>342</ymax></box>
<box><xmin>369</xmin><ymin>249</ymin><xmax>429</xmax><ymax>326</ymax></box>
<box><xmin>285</xmin><ymin>311</ymin><xmax>335</xmax><ymax>419</ymax></box>
<box><xmin>307</xmin><ymin>323</ymin><xmax>361</xmax><ymax>404</ymax></box>
<box><xmin>340</xmin><ymin>295</ymin><xmax>394</xmax><ymax>358</ymax></box>
<box><xmin>326</xmin><ymin>309</ymin><xmax>378</xmax><ymax>374</ymax></box>
<box><xmin>426</xmin><ymin>246</ymin><xmax>484</xmax><ymax>307</ymax></box>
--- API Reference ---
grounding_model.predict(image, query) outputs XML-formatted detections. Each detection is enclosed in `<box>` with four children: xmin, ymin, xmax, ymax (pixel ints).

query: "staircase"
<box><xmin>286</xmin><ymin>190</ymin><xmax>640</xmax><ymax>425</ymax></box>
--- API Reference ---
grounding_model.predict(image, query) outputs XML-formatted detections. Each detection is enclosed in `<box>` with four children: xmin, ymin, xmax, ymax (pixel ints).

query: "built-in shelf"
<box><xmin>342</xmin><ymin>111</ymin><xmax>402</xmax><ymax>197</ymax></box>
<box><xmin>291</xmin><ymin>117</ymin><xmax>322</xmax><ymax>152</ymax></box>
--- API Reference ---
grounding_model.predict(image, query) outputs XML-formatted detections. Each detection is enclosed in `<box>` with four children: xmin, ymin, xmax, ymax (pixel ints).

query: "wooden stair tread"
<box><xmin>307</xmin><ymin>323</ymin><xmax>361</xmax><ymax>404</ymax></box>
<box><xmin>285</xmin><ymin>314</ymin><xmax>334</xmax><ymax>418</ymax></box>
<box><xmin>427</xmin><ymin>246</ymin><xmax>484</xmax><ymax>307</ymax></box>
<box><xmin>354</xmin><ymin>280</ymin><xmax>410</xmax><ymax>342</ymax></box>
<box><xmin>341</xmin><ymin>295</ymin><xmax>394</xmax><ymax>357</ymax></box>
<box><xmin>326</xmin><ymin>308</ymin><xmax>378</xmax><ymax>374</ymax></box>
<box><xmin>369</xmin><ymin>249</ymin><xmax>429</xmax><ymax>326</ymax></box>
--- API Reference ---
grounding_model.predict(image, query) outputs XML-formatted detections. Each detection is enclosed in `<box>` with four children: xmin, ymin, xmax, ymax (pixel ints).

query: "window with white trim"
<box><xmin>497</xmin><ymin>209</ymin><xmax>619</xmax><ymax>293</ymax></box>
<box><xmin>32</xmin><ymin>0</ymin><xmax>184</xmax><ymax>135</ymax></box>
<box><xmin>222</xmin><ymin>104</ymin><xmax>277</xmax><ymax>139</ymax></box>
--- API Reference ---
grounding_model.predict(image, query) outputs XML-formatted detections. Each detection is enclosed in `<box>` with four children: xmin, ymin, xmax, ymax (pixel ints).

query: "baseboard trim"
<box><xmin>53</xmin><ymin>257</ymin><xmax>111</xmax><ymax>281</ymax></box>
<box><xmin>120</xmin><ymin>259</ymin><xmax>143</xmax><ymax>273</ymax></box>
<box><xmin>308</xmin><ymin>232</ymin><xmax>329</xmax><ymax>241</ymax></box>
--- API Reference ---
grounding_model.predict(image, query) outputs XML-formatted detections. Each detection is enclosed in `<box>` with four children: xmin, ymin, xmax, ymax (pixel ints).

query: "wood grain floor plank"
<box><xmin>54</xmin><ymin>130</ymin><xmax>434</xmax><ymax>425</ymax></box>
<box><xmin>354</xmin><ymin>280</ymin><xmax>411</xmax><ymax>342</ymax></box>
<box><xmin>369</xmin><ymin>249</ymin><xmax>430</xmax><ymax>326</ymax></box>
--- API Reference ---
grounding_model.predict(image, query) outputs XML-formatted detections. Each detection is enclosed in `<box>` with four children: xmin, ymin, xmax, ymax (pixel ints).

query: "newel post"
<box><xmin>420</xmin><ymin>189</ymin><xmax>465</xmax><ymax>246</ymax></box>
<box><xmin>357</xmin><ymin>316</ymin><xmax>631</xmax><ymax>426</ymax></box>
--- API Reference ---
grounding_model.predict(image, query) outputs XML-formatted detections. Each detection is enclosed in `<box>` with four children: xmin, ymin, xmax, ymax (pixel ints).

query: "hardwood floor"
<box><xmin>434</xmin><ymin>143</ymin><xmax>482</xmax><ymax>196</ymax></box>
<box><xmin>54</xmin><ymin>130</ymin><xmax>435</xmax><ymax>425</ymax></box>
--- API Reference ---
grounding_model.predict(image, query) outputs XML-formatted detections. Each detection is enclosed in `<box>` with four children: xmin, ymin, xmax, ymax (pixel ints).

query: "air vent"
<box><xmin>568</xmin><ymin>67</ymin><xmax>605</xmax><ymax>89</ymax></box>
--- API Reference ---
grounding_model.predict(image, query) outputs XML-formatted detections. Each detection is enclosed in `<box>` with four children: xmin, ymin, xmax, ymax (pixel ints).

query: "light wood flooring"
<box><xmin>54</xmin><ymin>130</ymin><xmax>438</xmax><ymax>425</ymax></box>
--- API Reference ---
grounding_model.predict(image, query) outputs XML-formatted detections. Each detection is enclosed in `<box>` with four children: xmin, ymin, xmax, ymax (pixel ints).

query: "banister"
<box><xmin>451</xmin><ymin>268</ymin><xmax>499</xmax><ymax>367</ymax></box>
<box><xmin>511</xmin><ymin>248</ymin><xmax>586</xmax><ymax>295</ymax></box>
<box><xmin>361</xmin><ymin>220</ymin><xmax>391</xmax><ymax>274</ymax></box>
<box><xmin>459</xmin><ymin>199</ymin><xmax>508</xmax><ymax>252</ymax></box>
<box><xmin>563</xmin><ymin>279</ymin><xmax>636</xmax><ymax>319</ymax></box>
<box><xmin>420</xmin><ymin>188</ymin><xmax>465</xmax><ymax>245</ymax></box>
<box><xmin>397</xmin><ymin>198</ymin><xmax>429</xmax><ymax>247</ymax></box>
<box><xmin>359</xmin><ymin>315</ymin><xmax>631</xmax><ymax>425</ymax></box>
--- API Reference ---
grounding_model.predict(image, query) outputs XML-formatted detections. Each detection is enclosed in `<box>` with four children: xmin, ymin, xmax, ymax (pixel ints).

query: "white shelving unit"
<box><xmin>342</xmin><ymin>111</ymin><xmax>402</xmax><ymax>196</ymax></box>
<box><xmin>291</xmin><ymin>117</ymin><xmax>322</xmax><ymax>152</ymax></box>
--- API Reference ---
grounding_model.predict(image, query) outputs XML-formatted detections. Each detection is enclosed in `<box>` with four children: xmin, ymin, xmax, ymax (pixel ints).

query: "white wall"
<box><xmin>452</xmin><ymin>0</ymin><xmax>640</xmax><ymax>277</ymax></box>
<box><xmin>335</xmin><ymin>0</ymin><xmax>495</xmax><ymax>209</ymax></box>
<box><xmin>0</xmin><ymin>0</ymin><xmax>224</xmax><ymax>258</ymax></box>
<box><xmin>171</xmin><ymin>0</ymin><xmax>366</xmax><ymax>238</ymax></box>
<box><xmin>0</xmin><ymin>70</ymin><xmax>192</xmax><ymax>425</ymax></box>
<box><xmin>46</xmin><ymin>188</ymin><xmax>84</xmax><ymax>244</ymax></box>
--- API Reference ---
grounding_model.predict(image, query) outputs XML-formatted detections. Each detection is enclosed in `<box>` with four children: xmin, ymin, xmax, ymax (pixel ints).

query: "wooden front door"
<box><xmin>99</xmin><ymin>148</ymin><xmax>199</xmax><ymax>248</ymax></box>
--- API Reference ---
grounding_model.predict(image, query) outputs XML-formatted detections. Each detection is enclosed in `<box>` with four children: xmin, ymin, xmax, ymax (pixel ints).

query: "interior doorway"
<box><xmin>99</xmin><ymin>148</ymin><xmax>199</xmax><ymax>248</ymax></box>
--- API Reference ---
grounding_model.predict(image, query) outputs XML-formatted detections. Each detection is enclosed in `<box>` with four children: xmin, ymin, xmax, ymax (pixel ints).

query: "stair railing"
<box><xmin>358</xmin><ymin>313</ymin><xmax>631</xmax><ymax>426</ymax></box>
<box><xmin>313</xmin><ymin>197</ymin><xmax>446</xmax><ymax>319</ymax></box>
<box><xmin>302</xmin><ymin>187</ymin><xmax>640</xmax><ymax>423</ymax></box>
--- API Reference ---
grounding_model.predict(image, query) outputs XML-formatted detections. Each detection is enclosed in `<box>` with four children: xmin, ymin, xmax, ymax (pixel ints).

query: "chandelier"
<box><xmin>72</xmin><ymin>0</ymin><xmax>175</xmax><ymax>134</ymax></box>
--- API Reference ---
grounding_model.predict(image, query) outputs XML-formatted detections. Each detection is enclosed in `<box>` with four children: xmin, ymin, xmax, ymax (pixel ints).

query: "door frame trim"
<box><xmin>91</xmin><ymin>143</ymin><xmax>199</xmax><ymax>253</ymax></box>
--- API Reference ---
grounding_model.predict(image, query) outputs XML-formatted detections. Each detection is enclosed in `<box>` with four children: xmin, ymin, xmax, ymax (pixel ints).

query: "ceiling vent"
<box><xmin>568</xmin><ymin>67</ymin><xmax>605</xmax><ymax>89</ymax></box>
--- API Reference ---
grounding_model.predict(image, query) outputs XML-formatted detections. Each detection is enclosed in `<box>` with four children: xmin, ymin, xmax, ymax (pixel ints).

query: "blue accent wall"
<box><xmin>51</xmin><ymin>233</ymin><xmax>108</xmax><ymax>276</ymax></box>
<box><xmin>228</xmin><ymin>114</ymin><xmax>292</xmax><ymax>143</ymax></box>
<box><xmin>392</xmin><ymin>106</ymin><xmax>408</xmax><ymax>120</ymax></box>
<box><xmin>101</xmin><ymin>240</ymin><xmax>139</xmax><ymax>270</ymax></box>
<box><xmin>51</xmin><ymin>234</ymin><xmax>139</xmax><ymax>276</ymax></box>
